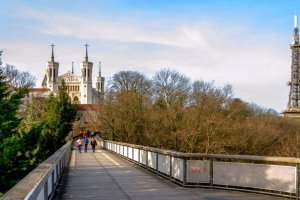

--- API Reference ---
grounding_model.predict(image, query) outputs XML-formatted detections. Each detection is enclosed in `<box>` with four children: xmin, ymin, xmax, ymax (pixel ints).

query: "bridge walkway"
<box><xmin>62</xmin><ymin>148</ymin><xmax>287</xmax><ymax>200</ymax></box>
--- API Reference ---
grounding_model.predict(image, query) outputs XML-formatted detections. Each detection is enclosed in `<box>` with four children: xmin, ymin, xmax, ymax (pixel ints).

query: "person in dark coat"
<box><xmin>90</xmin><ymin>137</ymin><xmax>96</xmax><ymax>153</ymax></box>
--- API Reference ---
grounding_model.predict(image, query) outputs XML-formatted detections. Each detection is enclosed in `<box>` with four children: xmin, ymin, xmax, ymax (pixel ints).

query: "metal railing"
<box><xmin>98</xmin><ymin>138</ymin><xmax>300</xmax><ymax>199</ymax></box>
<box><xmin>1</xmin><ymin>140</ymin><xmax>73</xmax><ymax>200</ymax></box>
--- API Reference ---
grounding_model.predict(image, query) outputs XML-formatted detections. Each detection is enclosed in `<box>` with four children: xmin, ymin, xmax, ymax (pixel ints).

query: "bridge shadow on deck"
<box><xmin>61</xmin><ymin>149</ymin><xmax>287</xmax><ymax>200</ymax></box>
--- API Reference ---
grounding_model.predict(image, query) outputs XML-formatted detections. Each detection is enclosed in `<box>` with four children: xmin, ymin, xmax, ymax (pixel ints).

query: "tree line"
<box><xmin>0</xmin><ymin>58</ymin><xmax>77</xmax><ymax>195</ymax></box>
<box><xmin>98</xmin><ymin>69</ymin><xmax>300</xmax><ymax>158</ymax></box>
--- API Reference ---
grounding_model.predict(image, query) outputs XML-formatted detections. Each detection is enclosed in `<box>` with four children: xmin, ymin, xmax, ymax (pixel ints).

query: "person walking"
<box><xmin>76</xmin><ymin>137</ymin><xmax>82</xmax><ymax>153</ymax></box>
<box><xmin>90</xmin><ymin>137</ymin><xmax>96</xmax><ymax>153</ymax></box>
<box><xmin>82</xmin><ymin>131</ymin><xmax>87</xmax><ymax>139</ymax></box>
<box><xmin>84</xmin><ymin>136</ymin><xmax>89</xmax><ymax>153</ymax></box>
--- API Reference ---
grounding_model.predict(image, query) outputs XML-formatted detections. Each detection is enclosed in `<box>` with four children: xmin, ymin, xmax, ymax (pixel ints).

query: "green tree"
<box><xmin>34</xmin><ymin>80</ymin><xmax>77</xmax><ymax>161</ymax></box>
<box><xmin>0</xmin><ymin>68</ymin><xmax>28</xmax><ymax>193</ymax></box>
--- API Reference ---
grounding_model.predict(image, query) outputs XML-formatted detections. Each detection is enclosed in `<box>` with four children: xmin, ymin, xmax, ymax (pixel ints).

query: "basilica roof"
<box><xmin>58</xmin><ymin>72</ymin><xmax>80</xmax><ymax>83</ymax></box>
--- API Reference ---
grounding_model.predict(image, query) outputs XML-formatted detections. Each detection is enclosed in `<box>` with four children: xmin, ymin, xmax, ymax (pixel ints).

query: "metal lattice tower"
<box><xmin>288</xmin><ymin>15</ymin><xmax>300</xmax><ymax>106</ymax></box>
<box><xmin>284</xmin><ymin>15</ymin><xmax>300</xmax><ymax>117</ymax></box>
<box><xmin>0</xmin><ymin>50</ymin><xmax>3</xmax><ymax>67</ymax></box>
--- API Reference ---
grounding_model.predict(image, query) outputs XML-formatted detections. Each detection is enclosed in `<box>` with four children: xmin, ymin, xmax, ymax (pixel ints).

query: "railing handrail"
<box><xmin>1</xmin><ymin>140</ymin><xmax>73</xmax><ymax>200</ymax></box>
<box><xmin>101</xmin><ymin>139</ymin><xmax>300</xmax><ymax>164</ymax></box>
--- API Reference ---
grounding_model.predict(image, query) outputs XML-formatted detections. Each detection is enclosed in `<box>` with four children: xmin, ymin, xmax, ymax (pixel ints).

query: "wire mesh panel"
<box><xmin>158</xmin><ymin>154</ymin><xmax>170</xmax><ymax>175</ymax></box>
<box><xmin>172</xmin><ymin>157</ymin><xmax>183</xmax><ymax>181</ymax></box>
<box><xmin>140</xmin><ymin>150</ymin><xmax>147</xmax><ymax>165</ymax></box>
<box><xmin>148</xmin><ymin>152</ymin><xmax>157</xmax><ymax>169</ymax></box>
<box><xmin>116</xmin><ymin>144</ymin><xmax>119</xmax><ymax>153</ymax></box>
<box><xmin>124</xmin><ymin>146</ymin><xmax>128</xmax><ymax>157</ymax></box>
<box><xmin>120</xmin><ymin>145</ymin><xmax>123</xmax><ymax>155</ymax></box>
<box><xmin>37</xmin><ymin>187</ymin><xmax>44</xmax><ymax>200</ymax></box>
<box><xmin>128</xmin><ymin>147</ymin><xmax>133</xmax><ymax>159</ymax></box>
<box><xmin>54</xmin><ymin>167</ymin><xmax>57</xmax><ymax>184</ymax></box>
<box><xmin>186</xmin><ymin>160</ymin><xmax>210</xmax><ymax>183</ymax></box>
<box><xmin>133</xmin><ymin>148</ymin><xmax>139</xmax><ymax>162</ymax></box>
<box><xmin>47</xmin><ymin>174</ymin><xmax>52</xmax><ymax>196</ymax></box>
<box><xmin>213</xmin><ymin>162</ymin><xmax>297</xmax><ymax>193</ymax></box>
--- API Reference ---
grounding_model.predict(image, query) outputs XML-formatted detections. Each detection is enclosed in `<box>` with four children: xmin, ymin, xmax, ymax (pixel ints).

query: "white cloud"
<box><xmin>1</xmin><ymin>6</ymin><xmax>292</xmax><ymax>112</ymax></box>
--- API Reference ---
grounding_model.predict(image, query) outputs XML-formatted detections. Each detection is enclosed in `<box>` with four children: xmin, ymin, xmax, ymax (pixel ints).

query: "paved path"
<box><xmin>62</xmin><ymin>148</ymin><xmax>288</xmax><ymax>200</ymax></box>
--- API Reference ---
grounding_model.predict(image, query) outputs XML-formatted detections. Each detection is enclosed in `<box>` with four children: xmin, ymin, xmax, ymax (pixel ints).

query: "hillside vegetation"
<box><xmin>100</xmin><ymin>69</ymin><xmax>300</xmax><ymax>157</ymax></box>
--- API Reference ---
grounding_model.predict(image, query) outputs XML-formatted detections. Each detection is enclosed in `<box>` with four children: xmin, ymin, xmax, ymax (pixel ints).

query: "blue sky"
<box><xmin>1</xmin><ymin>0</ymin><xmax>300</xmax><ymax>112</ymax></box>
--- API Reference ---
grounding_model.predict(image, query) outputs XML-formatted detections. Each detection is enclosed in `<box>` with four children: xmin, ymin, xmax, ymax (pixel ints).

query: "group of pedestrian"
<box><xmin>76</xmin><ymin>132</ymin><xmax>97</xmax><ymax>153</ymax></box>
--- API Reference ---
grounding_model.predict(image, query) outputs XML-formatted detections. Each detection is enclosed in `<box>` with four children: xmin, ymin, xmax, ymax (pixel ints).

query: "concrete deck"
<box><xmin>62</xmin><ymin>148</ymin><xmax>288</xmax><ymax>200</ymax></box>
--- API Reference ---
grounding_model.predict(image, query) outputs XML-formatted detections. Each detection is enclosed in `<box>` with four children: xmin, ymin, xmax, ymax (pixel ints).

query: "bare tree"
<box><xmin>108</xmin><ymin>71</ymin><xmax>151</xmax><ymax>96</ymax></box>
<box><xmin>152</xmin><ymin>69</ymin><xmax>191</xmax><ymax>106</ymax></box>
<box><xmin>103</xmin><ymin>70</ymin><xmax>152</xmax><ymax>143</ymax></box>
<box><xmin>1</xmin><ymin>64</ymin><xmax>36</xmax><ymax>88</ymax></box>
<box><xmin>149</xmin><ymin>69</ymin><xmax>191</xmax><ymax>150</ymax></box>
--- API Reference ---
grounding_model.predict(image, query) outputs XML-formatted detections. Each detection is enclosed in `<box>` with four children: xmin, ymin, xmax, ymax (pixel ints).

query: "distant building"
<box><xmin>75</xmin><ymin>104</ymin><xmax>99</xmax><ymax>132</ymax></box>
<box><xmin>36</xmin><ymin>44</ymin><xmax>105</xmax><ymax>104</ymax></box>
<box><xmin>26</xmin><ymin>44</ymin><xmax>104</xmax><ymax>132</ymax></box>
<box><xmin>284</xmin><ymin>15</ymin><xmax>300</xmax><ymax>118</ymax></box>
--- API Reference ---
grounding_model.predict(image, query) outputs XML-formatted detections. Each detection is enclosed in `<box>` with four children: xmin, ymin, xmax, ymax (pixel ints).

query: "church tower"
<box><xmin>284</xmin><ymin>15</ymin><xmax>300</xmax><ymax>118</ymax></box>
<box><xmin>96</xmin><ymin>61</ymin><xmax>105</xmax><ymax>101</ymax></box>
<box><xmin>80</xmin><ymin>44</ymin><xmax>93</xmax><ymax>104</ymax></box>
<box><xmin>45</xmin><ymin>44</ymin><xmax>59</xmax><ymax>92</ymax></box>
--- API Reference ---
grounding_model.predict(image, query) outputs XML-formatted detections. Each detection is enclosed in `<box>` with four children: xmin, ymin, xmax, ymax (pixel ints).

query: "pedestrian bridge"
<box><xmin>1</xmin><ymin>137</ymin><xmax>299</xmax><ymax>200</ymax></box>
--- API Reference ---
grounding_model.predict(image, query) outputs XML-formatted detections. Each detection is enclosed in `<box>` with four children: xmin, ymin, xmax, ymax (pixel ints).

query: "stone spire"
<box><xmin>99</xmin><ymin>61</ymin><xmax>101</xmax><ymax>77</ymax></box>
<box><xmin>72</xmin><ymin>61</ymin><xmax>74</xmax><ymax>74</ymax></box>
<box><xmin>46</xmin><ymin>43</ymin><xmax>59</xmax><ymax>92</ymax></box>
<box><xmin>51</xmin><ymin>43</ymin><xmax>55</xmax><ymax>61</ymax></box>
<box><xmin>85</xmin><ymin>44</ymin><xmax>89</xmax><ymax>62</ymax></box>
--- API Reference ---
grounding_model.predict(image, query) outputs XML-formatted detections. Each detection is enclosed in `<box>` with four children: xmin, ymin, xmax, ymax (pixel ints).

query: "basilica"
<box><xmin>35</xmin><ymin>44</ymin><xmax>105</xmax><ymax>104</ymax></box>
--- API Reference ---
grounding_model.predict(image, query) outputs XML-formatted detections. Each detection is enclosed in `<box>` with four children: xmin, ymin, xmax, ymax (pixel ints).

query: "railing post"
<box><xmin>146</xmin><ymin>150</ymin><xmax>149</xmax><ymax>167</ymax></box>
<box><xmin>51</xmin><ymin>170</ymin><xmax>55</xmax><ymax>193</ymax></box>
<box><xmin>62</xmin><ymin>156</ymin><xmax>65</xmax><ymax>168</ymax></box>
<box><xmin>127</xmin><ymin>146</ymin><xmax>129</xmax><ymax>158</ymax></box>
<box><xmin>156</xmin><ymin>153</ymin><xmax>159</xmax><ymax>174</ymax></box>
<box><xmin>60</xmin><ymin>159</ymin><xmax>62</xmax><ymax>174</ymax></box>
<box><xmin>56</xmin><ymin>164</ymin><xmax>59</xmax><ymax>184</ymax></box>
<box><xmin>210</xmin><ymin>159</ymin><xmax>213</xmax><ymax>187</ymax></box>
<box><xmin>183</xmin><ymin>158</ymin><xmax>187</xmax><ymax>186</ymax></box>
<box><xmin>44</xmin><ymin>180</ymin><xmax>48</xmax><ymax>200</ymax></box>
<box><xmin>132</xmin><ymin>147</ymin><xmax>134</xmax><ymax>160</ymax></box>
<box><xmin>138</xmin><ymin>149</ymin><xmax>140</xmax><ymax>163</ymax></box>
<box><xmin>169</xmin><ymin>156</ymin><xmax>172</xmax><ymax>180</ymax></box>
<box><xmin>296</xmin><ymin>164</ymin><xmax>299</xmax><ymax>199</ymax></box>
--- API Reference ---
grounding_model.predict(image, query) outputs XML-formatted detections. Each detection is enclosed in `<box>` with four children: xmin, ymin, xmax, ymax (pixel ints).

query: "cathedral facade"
<box><xmin>40</xmin><ymin>44</ymin><xmax>105</xmax><ymax>104</ymax></box>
